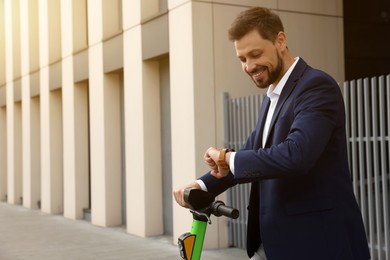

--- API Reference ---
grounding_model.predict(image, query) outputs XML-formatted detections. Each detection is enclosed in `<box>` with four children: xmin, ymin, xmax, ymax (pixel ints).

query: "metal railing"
<box><xmin>223</xmin><ymin>74</ymin><xmax>390</xmax><ymax>260</ymax></box>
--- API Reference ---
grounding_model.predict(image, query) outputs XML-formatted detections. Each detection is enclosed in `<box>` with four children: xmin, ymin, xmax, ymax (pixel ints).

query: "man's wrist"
<box><xmin>225</xmin><ymin>152</ymin><xmax>231</xmax><ymax>165</ymax></box>
<box><xmin>217</xmin><ymin>148</ymin><xmax>234</xmax><ymax>170</ymax></box>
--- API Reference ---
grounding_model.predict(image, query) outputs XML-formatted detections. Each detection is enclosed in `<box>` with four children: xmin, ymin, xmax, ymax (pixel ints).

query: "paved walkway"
<box><xmin>0</xmin><ymin>202</ymin><xmax>247</xmax><ymax>259</ymax></box>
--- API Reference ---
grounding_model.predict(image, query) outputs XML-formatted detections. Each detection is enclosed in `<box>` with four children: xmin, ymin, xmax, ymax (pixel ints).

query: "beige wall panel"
<box><xmin>30</xmin><ymin>72</ymin><xmax>40</xmax><ymax>97</ymax></box>
<box><xmin>278</xmin><ymin>0</ymin><xmax>342</xmax><ymax>16</ymax></box>
<box><xmin>49</xmin><ymin>62</ymin><xmax>62</xmax><ymax>90</ymax></box>
<box><xmin>281</xmin><ymin>12</ymin><xmax>345</xmax><ymax>82</ymax></box>
<box><xmin>103</xmin><ymin>73</ymin><xmax>122</xmax><ymax>226</ymax></box>
<box><xmin>0</xmin><ymin>0</ymin><xmax>5</xmax><ymax>86</ymax></box>
<box><xmin>102</xmin><ymin>0</ymin><xmax>121</xmax><ymax>40</ymax></box>
<box><xmin>0</xmin><ymin>86</ymin><xmax>5</xmax><ymax>107</ymax></box>
<box><xmin>73</xmin><ymin>50</ymin><xmax>89</xmax><ymax>83</ymax></box>
<box><xmin>140</xmin><ymin>0</ymin><xmax>159</xmax><ymax>20</ymax></box>
<box><xmin>30</xmin><ymin>97</ymin><xmax>41</xmax><ymax>208</ymax></box>
<box><xmin>142</xmin><ymin>14</ymin><xmax>169</xmax><ymax>60</ymax></box>
<box><xmin>0</xmin><ymin>106</ymin><xmax>7</xmax><ymax>201</ymax></box>
<box><xmin>29</xmin><ymin>0</ymin><xmax>40</xmax><ymax>73</ymax></box>
<box><xmin>103</xmin><ymin>35</ymin><xmax>123</xmax><ymax>73</ymax></box>
<box><xmin>23</xmin><ymin>95</ymin><xmax>41</xmax><ymax>209</ymax></box>
<box><xmin>13</xmin><ymin>79</ymin><xmax>22</xmax><ymax>102</ymax></box>
<box><xmin>49</xmin><ymin>89</ymin><xmax>64</xmax><ymax>213</ymax></box>
<box><xmin>10</xmin><ymin>102</ymin><xmax>22</xmax><ymax>205</ymax></box>
<box><xmin>73</xmin><ymin>82</ymin><xmax>89</xmax><ymax>218</ymax></box>
<box><xmin>48</xmin><ymin>0</ymin><xmax>61</xmax><ymax>64</ymax></box>
<box><xmin>12</xmin><ymin>0</ymin><xmax>21</xmax><ymax>80</ymax></box>
<box><xmin>72</xmin><ymin>0</ymin><xmax>88</xmax><ymax>53</ymax></box>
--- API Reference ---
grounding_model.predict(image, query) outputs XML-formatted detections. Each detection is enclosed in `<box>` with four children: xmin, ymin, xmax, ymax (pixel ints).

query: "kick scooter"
<box><xmin>178</xmin><ymin>188</ymin><xmax>239</xmax><ymax>260</ymax></box>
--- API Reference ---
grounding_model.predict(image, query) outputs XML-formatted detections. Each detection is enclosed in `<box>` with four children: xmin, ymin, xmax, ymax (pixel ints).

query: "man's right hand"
<box><xmin>173</xmin><ymin>182</ymin><xmax>201</xmax><ymax>208</ymax></box>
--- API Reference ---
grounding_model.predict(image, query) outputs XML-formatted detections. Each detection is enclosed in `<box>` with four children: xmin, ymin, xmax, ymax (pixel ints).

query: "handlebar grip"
<box><xmin>212</xmin><ymin>201</ymin><xmax>239</xmax><ymax>219</ymax></box>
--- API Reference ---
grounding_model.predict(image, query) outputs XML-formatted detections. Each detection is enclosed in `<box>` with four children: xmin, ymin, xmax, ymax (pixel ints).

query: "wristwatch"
<box><xmin>217</xmin><ymin>148</ymin><xmax>234</xmax><ymax>170</ymax></box>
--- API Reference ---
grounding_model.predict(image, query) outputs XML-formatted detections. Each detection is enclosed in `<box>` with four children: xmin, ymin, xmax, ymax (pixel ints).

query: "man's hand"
<box><xmin>173</xmin><ymin>182</ymin><xmax>201</xmax><ymax>208</ymax></box>
<box><xmin>204</xmin><ymin>147</ymin><xmax>231</xmax><ymax>179</ymax></box>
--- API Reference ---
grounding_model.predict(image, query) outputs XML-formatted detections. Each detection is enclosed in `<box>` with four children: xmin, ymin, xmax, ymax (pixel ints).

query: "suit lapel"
<box><xmin>264</xmin><ymin>59</ymin><xmax>308</xmax><ymax>147</ymax></box>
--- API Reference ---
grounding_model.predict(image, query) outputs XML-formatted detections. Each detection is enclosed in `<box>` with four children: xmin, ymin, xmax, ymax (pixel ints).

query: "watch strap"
<box><xmin>218</xmin><ymin>148</ymin><xmax>233</xmax><ymax>170</ymax></box>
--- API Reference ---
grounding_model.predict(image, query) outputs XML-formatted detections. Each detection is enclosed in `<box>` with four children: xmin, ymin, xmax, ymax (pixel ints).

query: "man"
<box><xmin>174</xmin><ymin>7</ymin><xmax>370</xmax><ymax>260</ymax></box>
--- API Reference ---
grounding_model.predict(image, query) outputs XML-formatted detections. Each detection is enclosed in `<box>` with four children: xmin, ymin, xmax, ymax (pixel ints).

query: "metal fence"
<box><xmin>223</xmin><ymin>74</ymin><xmax>390</xmax><ymax>260</ymax></box>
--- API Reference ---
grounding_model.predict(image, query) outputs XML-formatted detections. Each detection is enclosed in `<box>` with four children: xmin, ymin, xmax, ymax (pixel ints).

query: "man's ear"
<box><xmin>276</xmin><ymin>31</ymin><xmax>287</xmax><ymax>50</ymax></box>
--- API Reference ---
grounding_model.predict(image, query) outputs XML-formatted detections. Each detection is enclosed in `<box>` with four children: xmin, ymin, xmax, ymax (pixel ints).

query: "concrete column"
<box><xmin>122</xmin><ymin>0</ymin><xmax>163</xmax><ymax>237</ymax></box>
<box><xmin>169</xmin><ymin>1</ymin><xmax>225</xmax><ymax>248</ymax></box>
<box><xmin>20</xmin><ymin>0</ymin><xmax>38</xmax><ymax>209</ymax></box>
<box><xmin>4</xmin><ymin>0</ymin><xmax>16</xmax><ymax>205</ymax></box>
<box><xmin>39</xmin><ymin>0</ymin><xmax>63</xmax><ymax>214</ymax></box>
<box><xmin>62</xmin><ymin>56</ymin><xmax>90</xmax><ymax>219</ymax></box>
<box><xmin>12</xmin><ymin>103</ymin><xmax>22</xmax><ymax>205</ymax></box>
<box><xmin>88</xmin><ymin>0</ymin><xmax>122</xmax><ymax>226</ymax></box>
<box><xmin>61</xmin><ymin>0</ymin><xmax>89</xmax><ymax>220</ymax></box>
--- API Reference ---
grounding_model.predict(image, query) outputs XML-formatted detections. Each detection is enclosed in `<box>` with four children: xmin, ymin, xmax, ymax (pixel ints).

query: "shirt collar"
<box><xmin>267</xmin><ymin>57</ymin><xmax>300</xmax><ymax>100</ymax></box>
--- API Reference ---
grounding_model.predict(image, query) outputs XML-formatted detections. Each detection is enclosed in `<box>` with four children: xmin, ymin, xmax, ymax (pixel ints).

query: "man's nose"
<box><xmin>245</xmin><ymin>61</ymin><xmax>256</xmax><ymax>73</ymax></box>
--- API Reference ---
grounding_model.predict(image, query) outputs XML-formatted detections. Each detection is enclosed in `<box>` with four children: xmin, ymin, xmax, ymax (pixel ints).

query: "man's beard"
<box><xmin>253</xmin><ymin>50</ymin><xmax>284</xmax><ymax>89</ymax></box>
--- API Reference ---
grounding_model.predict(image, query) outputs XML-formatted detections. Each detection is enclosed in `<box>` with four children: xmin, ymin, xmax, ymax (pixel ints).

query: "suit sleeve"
<box><xmin>234</xmin><ymin>73</ymin><xmax>343</xmax><ymax>180</ymax></box>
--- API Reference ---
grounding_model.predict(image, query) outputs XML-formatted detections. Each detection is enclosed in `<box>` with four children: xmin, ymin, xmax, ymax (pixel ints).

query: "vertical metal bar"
<box><xmin>350</xmin><ymin>80</ymin><xmax>359</xmax><ymax>196</ymax></box>
<box><xmin>385</xmin><ymin>74</ymin><xmax>390</xmax><ymax>260</ymax></box>
<box><xmin>357</xmin><ymin>79</ymin><xmax>367</xmax><ymax>225</ymax></box>
<box><xmin>231</xmin><ymin>98</ymin><xmax>238</xmax><ymax>246</ymax></box>
<box><xmin>379</xmin><ymin>75</ymin><xmax>390</xmax><ymax>260</ymax></box>
<box><xmin>223</xmin><ymin>92</ymin><xmax>230</xmax><ymax>148</ymax></box>
<box><xmin>364</xmin><ymin>77</ymin><xmax>375</xmax><ymax>258</ymax></box>
<box><xmin>223</xmin><ymin>92</ymin><xmax>234</xmax><ymax>247</ymax></box>
<box><xmin>234</xmin><ymin>97</ymin><xmax>241</xmax><ymax>248</ymax></box>
<box><xmin>371</xmin><ymin>77</ymin><xmax>383</xmax><ymax>260</ymax></box>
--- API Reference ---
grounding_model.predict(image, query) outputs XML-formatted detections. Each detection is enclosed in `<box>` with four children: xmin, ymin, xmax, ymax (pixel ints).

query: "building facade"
<box><xmin>0</xmin><ymin>0</ymin><xmax>343</xmax><ymax>248</ymax></box>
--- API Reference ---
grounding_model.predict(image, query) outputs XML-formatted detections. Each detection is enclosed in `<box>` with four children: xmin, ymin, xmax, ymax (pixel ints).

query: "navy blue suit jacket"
<box><xmin>200</xmin><ymin>59</ymin><xmax>370</xmax><ymax>259</ymax></box>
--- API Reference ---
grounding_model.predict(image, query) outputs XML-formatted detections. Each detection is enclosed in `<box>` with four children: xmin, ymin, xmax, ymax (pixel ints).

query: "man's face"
<box><xmin>235</xmin><ymin>29</ymin><xmax>284</xmax><ymax>89</ymax></box>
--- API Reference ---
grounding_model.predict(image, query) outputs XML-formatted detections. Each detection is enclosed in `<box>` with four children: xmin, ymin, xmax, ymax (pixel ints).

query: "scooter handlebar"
<box><xmin>211</xmin><ymin>201</ymin><xmax>239</xmax><ymax>219</ymax></box>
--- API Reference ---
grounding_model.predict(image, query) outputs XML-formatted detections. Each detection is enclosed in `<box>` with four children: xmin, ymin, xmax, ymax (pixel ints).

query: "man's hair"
<box><xmin>228</xmin><ymin>7</ymin><xmax>284</xmax><ymax>42</ymax></box>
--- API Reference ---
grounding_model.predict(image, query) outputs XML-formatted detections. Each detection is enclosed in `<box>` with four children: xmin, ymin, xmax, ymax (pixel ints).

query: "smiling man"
<box><xmin>174</xmin><ymin>7</ymin><xmax>370</xmax><ymax>260</ymax></box>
